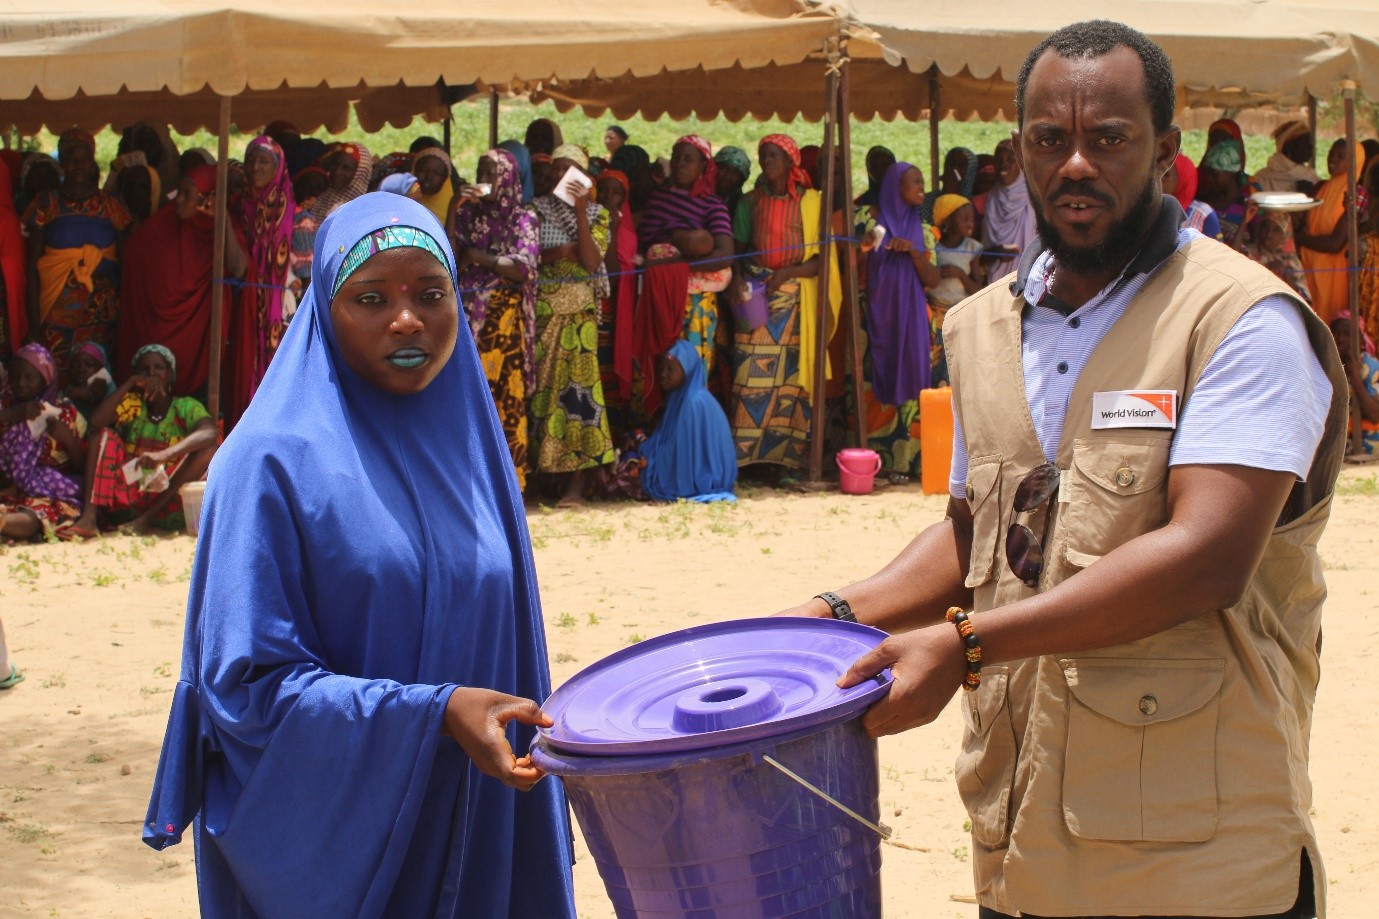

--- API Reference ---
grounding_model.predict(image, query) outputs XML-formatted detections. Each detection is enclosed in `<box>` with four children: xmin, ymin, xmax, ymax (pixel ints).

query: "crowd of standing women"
<box><xmin>2</xmin><ymin>113</ymin><xmax>1378</xmax><ymax>543</ymax></box>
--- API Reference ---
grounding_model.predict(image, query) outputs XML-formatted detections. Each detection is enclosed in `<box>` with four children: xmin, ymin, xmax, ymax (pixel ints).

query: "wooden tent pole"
<box><xmin>1306</xmin><ymin>92</ymin><xmax>1318</xmax><ymax>170</ymax></box>
<box><xmin>838</xmin><ymin>55</ymin><xmax>866</xmax><ymax>449</ymax></box>
<box><xmin>1344</xmin><ymin>82</ymin><xmax>1362</xmax><ymax>454</ymax></box>
<box><xmin>808</xmin><ymin>56</ymin><xmax>841</xmax><ymax>484</ymax></box>
<box><xmin>208</xmin><ymin>94</ymin><xmax>231</xmax><ymax>425</ymax></box>
<box><xmin>928</xmin><ymin>66</ymin><xmax>941</xmax><ymax>192</ymax></box>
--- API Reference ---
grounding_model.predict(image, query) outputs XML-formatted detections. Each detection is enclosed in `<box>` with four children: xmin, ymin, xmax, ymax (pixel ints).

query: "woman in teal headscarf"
<box><xmin>920</xmin><ymin>146</ymin><xmax>976</xmax><ymax>224</ymax></box>
<box><xmin>714</xmin><ymin>145</ymin><xmax>752</xmax><ymax>221</ymax></box>
<box><xmin>1198</xmin><ymin>139</ymin><xmax>1250</xmax><ymax>244</ymax></box>
<box><xmin>143</xmin><ymin>193</ymin><xmax>577</xmax><ymax>917</ymax></box>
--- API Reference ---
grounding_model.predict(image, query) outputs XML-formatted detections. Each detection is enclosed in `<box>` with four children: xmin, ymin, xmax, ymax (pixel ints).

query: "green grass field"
<box><xmin>30</xmin><ymin>96</ymin><xmax>1291</xmax><ymax>192</ymax></box>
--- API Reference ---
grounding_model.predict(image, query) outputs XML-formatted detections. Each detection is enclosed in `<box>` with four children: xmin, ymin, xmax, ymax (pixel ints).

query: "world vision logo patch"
<box><xmin>1090</xmin><ymin>390</ymin><xmax>1178</xmax><ymax>430</ymax></box>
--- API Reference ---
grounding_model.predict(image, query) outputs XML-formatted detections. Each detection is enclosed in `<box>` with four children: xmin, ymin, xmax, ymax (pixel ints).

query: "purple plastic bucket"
<box><xmin>531</xmin><ymin>618</ymin><xmax>891</xmax><ymax>919</ymax></box>
<box><xmin>731</xmin><ymin>280</ymin><xmax>771</xmax><ymax>331</ymax></box>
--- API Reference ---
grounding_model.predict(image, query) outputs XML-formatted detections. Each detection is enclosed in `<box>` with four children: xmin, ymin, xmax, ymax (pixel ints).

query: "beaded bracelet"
<box><xmin>945</xmin><ymin>607</ymin><xmax>983</xmax><ymax>691</ymax></box>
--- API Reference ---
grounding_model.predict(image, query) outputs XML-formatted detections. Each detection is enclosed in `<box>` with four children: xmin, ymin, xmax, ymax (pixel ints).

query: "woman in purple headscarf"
<box><xmin>866</xmin><ymin>162</ymin><xmax>943</xmax><ymax>405</ymax></box>
<box><xmin>861</xmin><ymin>162</ymin><xmax>944</xmax><ymax>480</ymax></box>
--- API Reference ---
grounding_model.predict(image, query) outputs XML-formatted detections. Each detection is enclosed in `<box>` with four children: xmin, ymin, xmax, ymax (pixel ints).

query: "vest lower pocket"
<box><xmin>955</xmin><ymin>667</ymin><xmax>1015</xmax><ymax>848</ymax></box>
<box><xmin>963</xmin><ymin>454</ymin><xmax>1004</xmax><ymax>588</ymax></box>
<box><xmin>1060</xmin><ymin>657</ymin><xmax>1224</xmax><ymax>843</ymax></box>
<box><xmin>1061</xmin><ymin>436</ymin><xmax>1171</xmax><ymax>566</ymax></box>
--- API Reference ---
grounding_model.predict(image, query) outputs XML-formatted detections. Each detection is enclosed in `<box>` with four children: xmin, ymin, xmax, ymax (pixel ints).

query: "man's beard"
<box><xmin>1031</xmin><ymin>174</ymin><xmax>1159</xmax><ymax>275</ymax></box>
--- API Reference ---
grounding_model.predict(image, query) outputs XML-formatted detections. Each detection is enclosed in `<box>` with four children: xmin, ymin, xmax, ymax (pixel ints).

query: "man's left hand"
<box><xmin>837</xmin><ymin>623</ymin><xmax>968</xmax><ymax>737</ymax></box>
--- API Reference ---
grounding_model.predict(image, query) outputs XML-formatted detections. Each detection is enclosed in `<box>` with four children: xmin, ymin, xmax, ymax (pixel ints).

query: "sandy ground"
<box><xmin>1</xmin><ymin>470</ymin><xmax>1377</xmax><ymax>919</ymax></box>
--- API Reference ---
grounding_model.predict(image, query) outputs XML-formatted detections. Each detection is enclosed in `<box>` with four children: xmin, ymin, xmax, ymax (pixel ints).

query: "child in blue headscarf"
<box><xmin>642</xmin><ymin>340</ymin><xmax>737</xmax><ymax>502</ymax></box>
<box><xmin>144</xmin><ymin>193</ymin><xmax>576</xmax><ymax>918</ymax></box>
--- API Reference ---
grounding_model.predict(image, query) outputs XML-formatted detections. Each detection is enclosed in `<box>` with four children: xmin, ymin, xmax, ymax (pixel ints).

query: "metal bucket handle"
<box><xmin>762</xmin><ymin>754</ymin><xmax>892</xmax><ymax>840</ymax></box>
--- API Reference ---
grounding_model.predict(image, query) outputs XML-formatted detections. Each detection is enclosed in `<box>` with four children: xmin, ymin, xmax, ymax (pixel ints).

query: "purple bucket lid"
<box><xmin>538</xmin><ymin>617</ymin><xmax>892</xmax><ymax>755</ymax></box>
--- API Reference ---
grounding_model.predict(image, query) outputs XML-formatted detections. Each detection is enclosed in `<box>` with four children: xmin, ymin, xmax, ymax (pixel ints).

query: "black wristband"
<box><xmin>815</xmin><ymin>591</ymin><xmax>857</xmax><ymax>623</ymax></box>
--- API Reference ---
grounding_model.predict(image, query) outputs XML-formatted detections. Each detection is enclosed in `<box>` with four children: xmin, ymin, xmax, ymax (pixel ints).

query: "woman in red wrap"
<box><xmin>0</xmin><ymin>157</ymin><xmax>26</xmax><ymax>358</ymax></box>
<box><xmin>119</xmin><ymin>165</ymin><xmax>247</xmax><ymax>399</ymax></box>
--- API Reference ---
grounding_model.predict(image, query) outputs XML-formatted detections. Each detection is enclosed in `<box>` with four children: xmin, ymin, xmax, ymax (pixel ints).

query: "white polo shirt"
<box><xmin>948</xmin><ymin>206</ymin><xmax>1332</xmax><ymax>499</ymax></box>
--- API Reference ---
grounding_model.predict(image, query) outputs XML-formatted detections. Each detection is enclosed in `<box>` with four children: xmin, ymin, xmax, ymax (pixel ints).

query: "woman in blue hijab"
<box><xmin>496</xmin><ymin>139</ymin><xmax>534</xmax><ymax>204</ymax></box>
<box><xmin>143</xmin><ymin>193</ymin><xmax>576</xmax><ymax>918</ymax></box>
<box><xmin>641</xmin><ymin>339</ymin><xmax>736</xmax><ymax>503</ymax></box>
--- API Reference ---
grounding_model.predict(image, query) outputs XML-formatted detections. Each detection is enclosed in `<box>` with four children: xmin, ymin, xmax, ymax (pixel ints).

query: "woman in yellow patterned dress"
<box><xmin>452</xmin><ymin>148</ymin><xmax>539</xmax><ymax>490</ymax></box>
<box><xmin>530</xmin><ymin>145</ymin><xmax>614</xmax><ymax>506</ymax></box>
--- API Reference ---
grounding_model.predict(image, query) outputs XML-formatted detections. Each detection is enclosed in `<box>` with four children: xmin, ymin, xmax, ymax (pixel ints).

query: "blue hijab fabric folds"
<box><xmin>143</xmin><ymin>193</ymin><xmax>576</xmax><ymax>919</ymax></box>
<box><xmin>640</xmin><ymin>339</ymin><xmax>737</xmax><ymax>503</ymax></box>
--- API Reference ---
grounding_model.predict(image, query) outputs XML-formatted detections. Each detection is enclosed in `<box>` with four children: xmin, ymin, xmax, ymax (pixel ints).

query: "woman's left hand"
<box><xmin>886</xmin><ymin>237</ymin><xmax>915</xmax><ymax>255</ymax></box>
<box><xmin>764</xmin><ymin>269</ymin><xmax>786</xmax><ymax>295</ymax></box>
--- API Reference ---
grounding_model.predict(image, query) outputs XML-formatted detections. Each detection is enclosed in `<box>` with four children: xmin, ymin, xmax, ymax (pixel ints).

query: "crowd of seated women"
<box><xmin>2</xmin><ymin>114</ymin><xmax>1376</xmax><ymax>541</ymax></box>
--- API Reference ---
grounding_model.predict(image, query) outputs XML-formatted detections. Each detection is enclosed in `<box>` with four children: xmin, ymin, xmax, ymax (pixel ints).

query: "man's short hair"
<box><xmin>1015</xmin><ymin>20</ymin><xmax>1177</xmax><ymax>133</ymax></box>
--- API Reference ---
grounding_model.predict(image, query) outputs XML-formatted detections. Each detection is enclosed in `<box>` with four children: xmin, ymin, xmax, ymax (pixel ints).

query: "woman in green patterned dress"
<box><xmin>530</xmin><ymin>145</ymin><xmax>614</xmax><ymax>506</ymax></box>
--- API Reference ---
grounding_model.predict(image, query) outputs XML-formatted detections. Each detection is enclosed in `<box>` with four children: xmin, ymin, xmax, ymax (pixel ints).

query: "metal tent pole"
<box><xmin>208</xmin><ymin>94</ymin><xmax>231</xmax><ymax>425</ymax></box>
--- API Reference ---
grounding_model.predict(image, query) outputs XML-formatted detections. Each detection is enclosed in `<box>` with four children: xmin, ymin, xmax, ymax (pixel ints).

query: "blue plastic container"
<box><xmin>531</xmin><ymin>618</ymin><xmax>891</xmax><ymax>919</ymax></box>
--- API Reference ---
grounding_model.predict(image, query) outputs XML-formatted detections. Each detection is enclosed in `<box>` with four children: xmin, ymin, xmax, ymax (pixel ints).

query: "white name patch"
<box><xmin>1091</xmin><ymin>390</ymin><xmax>1178</xmax><ymax>430</ymax></box>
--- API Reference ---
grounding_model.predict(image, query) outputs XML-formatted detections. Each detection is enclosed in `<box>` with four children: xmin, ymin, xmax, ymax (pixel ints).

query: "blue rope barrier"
<box><xmin>213</xmin><ymin>234</ymin><xmax>1379</xmax><ymax>294</ymax></box>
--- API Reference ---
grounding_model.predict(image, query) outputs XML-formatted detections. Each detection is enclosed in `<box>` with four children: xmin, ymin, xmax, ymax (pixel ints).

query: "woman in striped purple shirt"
<box><xmin>632</xmin><ymin>135</ymin><xmax>736</xmax><ymax>417</ymax></box>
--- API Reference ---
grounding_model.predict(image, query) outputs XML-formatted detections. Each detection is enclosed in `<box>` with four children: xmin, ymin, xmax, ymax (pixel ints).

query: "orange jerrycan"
<box><xmin>920</xmin><ymin>387</ymin><xmax>953</xmax><ymax>495</ymax></box>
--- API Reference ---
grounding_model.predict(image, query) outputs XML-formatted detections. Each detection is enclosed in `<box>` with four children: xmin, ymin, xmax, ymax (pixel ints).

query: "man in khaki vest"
<box><xmin>789</xmin><ymin>20</ymin><xmax>1347</xmax><ymax>919</ymax></box>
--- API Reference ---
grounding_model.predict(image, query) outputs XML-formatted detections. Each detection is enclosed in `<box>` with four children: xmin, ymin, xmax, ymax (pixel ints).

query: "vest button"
<box><xmin>1056</xmin><ymin>361</ymin><xmax>1069</xmax><ymax>374</ymax></box>
<box><xmin>965</xmin><ymin>484</ymin><xmax>975</xmax><ymax>501</ymax></box>
<box><xmin>1139</xmin><ymin>694</ymin><xmax>1158</xmax><ymax>716</ymax></box>
<box><xmin>1115</xmin><ymin>467</ymin><xmax>1135</xmax><ymax>487</ymax></box>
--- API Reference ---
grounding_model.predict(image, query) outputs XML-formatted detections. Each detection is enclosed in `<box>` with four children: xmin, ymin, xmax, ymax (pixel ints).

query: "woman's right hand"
<box><xmin>442</xmin><ymin>687</ymin><xmax>552</xmax><ymax>792</ymax></box>
<box><xmin>137</xmin><ymin>375</ymin><xmax>165</xmax><ymax>403</ymax></box>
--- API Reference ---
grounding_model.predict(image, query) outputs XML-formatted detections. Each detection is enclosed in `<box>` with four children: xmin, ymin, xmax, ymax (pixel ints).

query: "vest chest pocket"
<box><xmin>1060</xmin><ymin>658</ymin><xmax>1224</xmax><ymax>843</ymax></box>
<box><xmin>1062</xmin><ymin>436</ymin><xmax>1171</xmax><ymax>568</ymax></box>
<box><xmin>963</xmin><ymin>455</ymin><xmax>1003</xmax><ymax>588</ymax></box>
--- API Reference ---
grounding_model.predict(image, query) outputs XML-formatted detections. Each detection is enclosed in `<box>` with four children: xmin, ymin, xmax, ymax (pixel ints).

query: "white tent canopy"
<box><xmin>0</xmin><ymin>1</ymin><xmax>838</xmax><ymax>100</ymax></box>
<box><xmin>839</xmin><ymin>0</ymin><xmax>1378</xmax><ymax>96</ymax></box>
<box><xmin>0</xmin><ymin>82</ymin><xmax>456</xmax><ymax>135</ymax></box>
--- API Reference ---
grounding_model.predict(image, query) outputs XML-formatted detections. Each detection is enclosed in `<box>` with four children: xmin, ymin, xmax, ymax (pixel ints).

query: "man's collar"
<box><xmin>1009</xmin><ymin>195</ymin><xmax>1187</xmax><ymax>296</ymax></box>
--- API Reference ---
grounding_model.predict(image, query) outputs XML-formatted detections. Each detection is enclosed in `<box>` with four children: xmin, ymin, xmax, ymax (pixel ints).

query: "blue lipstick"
<box><xmin>387</xmin><ymin>347</ymin><xmax>427</xmax><ymax>369</ymax></box>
